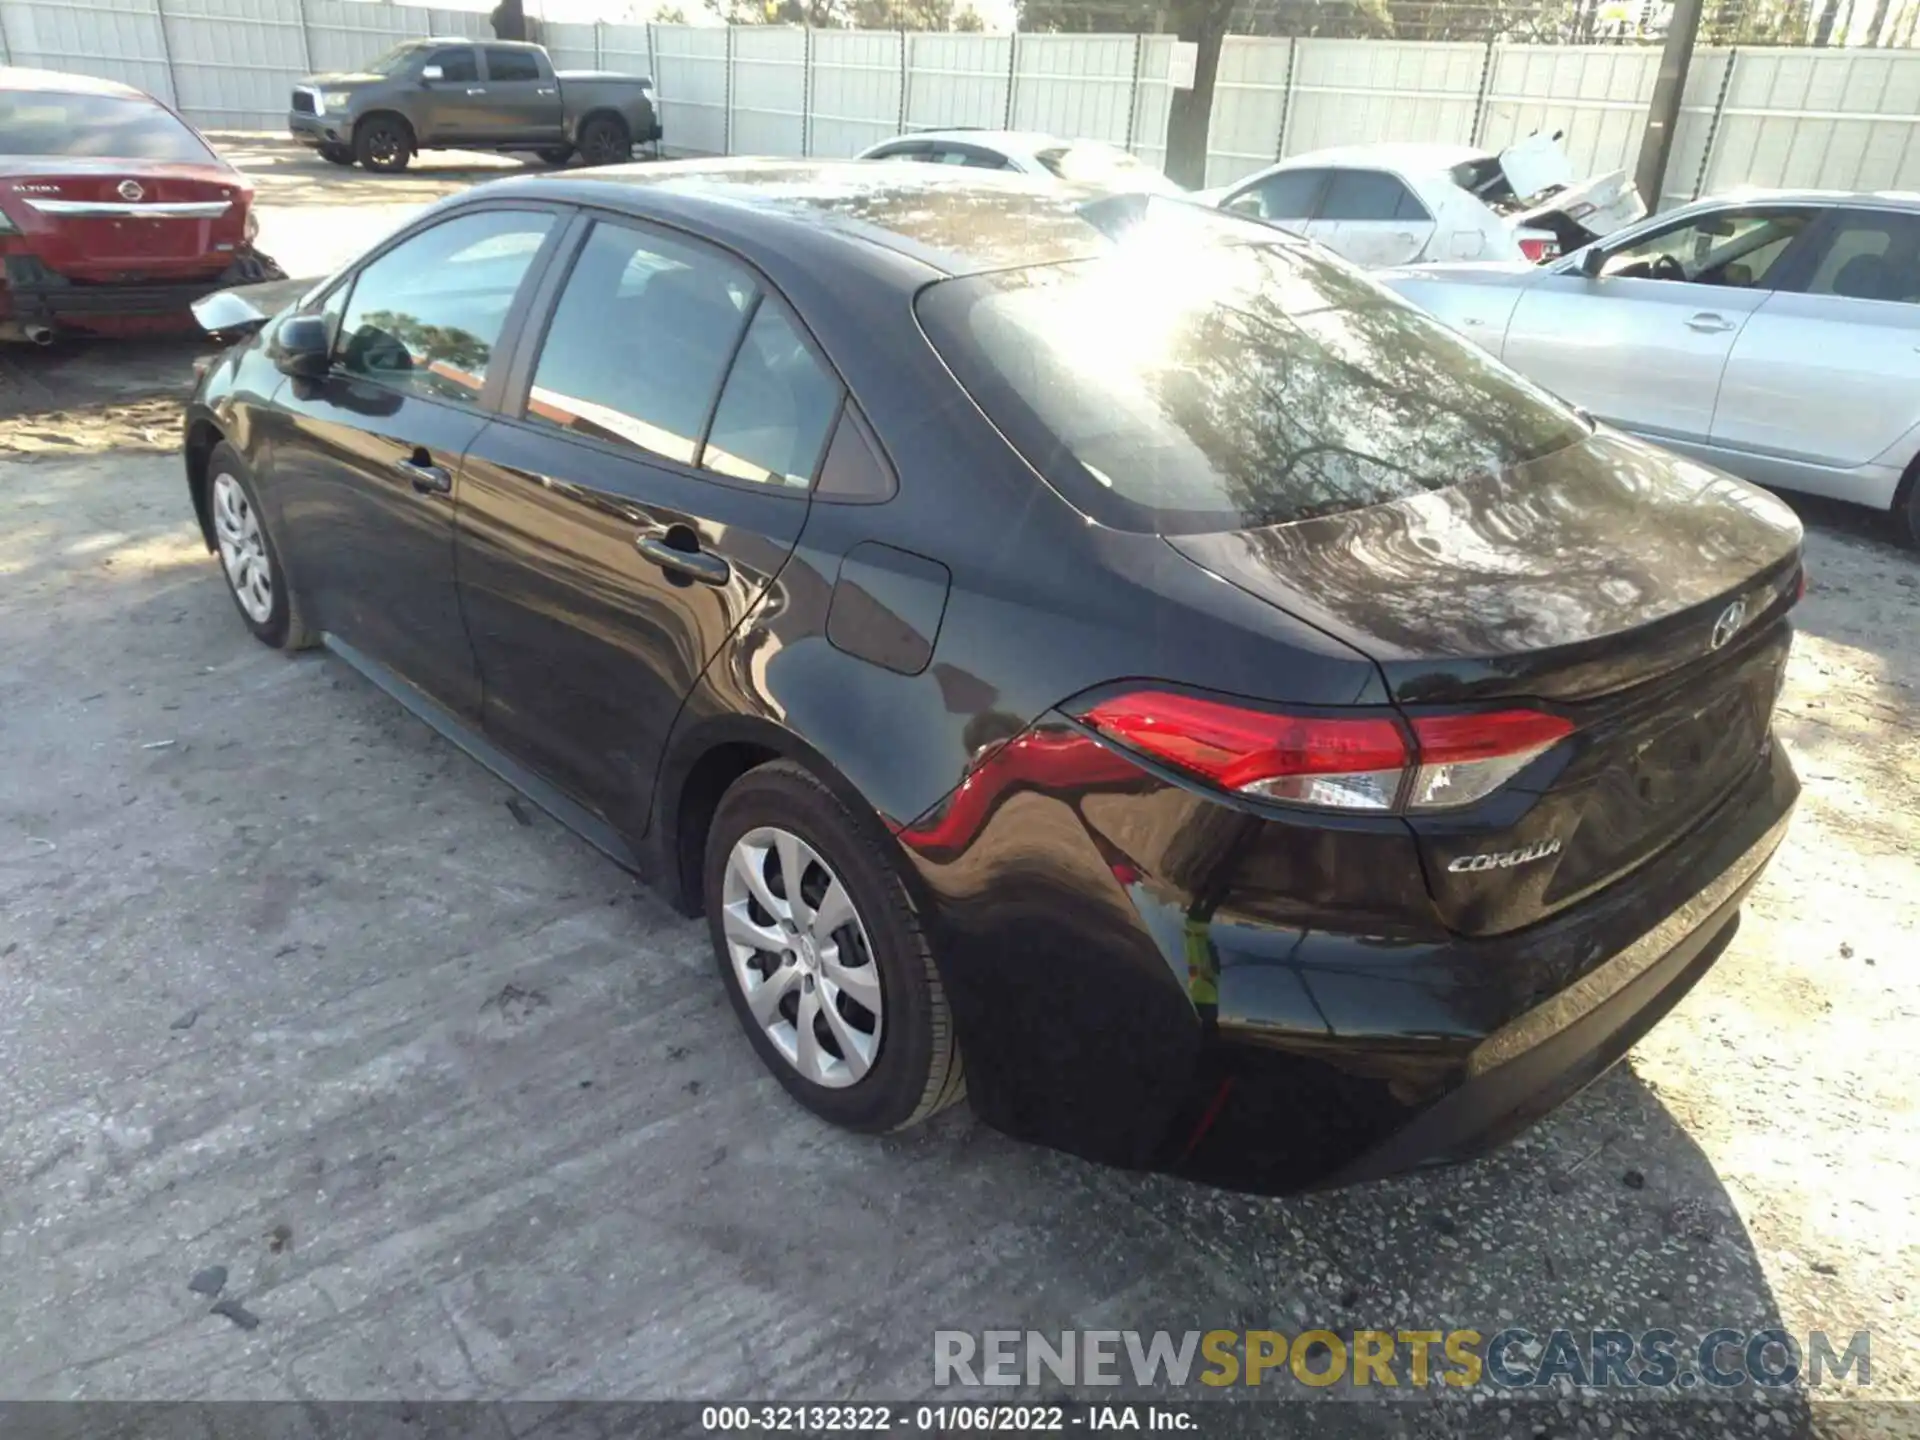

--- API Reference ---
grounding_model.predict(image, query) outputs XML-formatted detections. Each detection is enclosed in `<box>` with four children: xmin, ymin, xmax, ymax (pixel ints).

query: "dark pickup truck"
<box><xmin>288</xmin><ymin>38</ymin><xmax>661</xmax><ymax>173</ymax></box>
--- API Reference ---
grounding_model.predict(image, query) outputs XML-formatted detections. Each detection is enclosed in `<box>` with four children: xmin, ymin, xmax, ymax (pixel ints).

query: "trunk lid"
<box><xmin>1</xmin><ymin>159</ymin><xmax>248</xmax><ymax>280</ymax></box>
<box><xmin>1167</xmin><ymin>431</ymin><xmax>1804</xmax><ymax>936</ymax></box>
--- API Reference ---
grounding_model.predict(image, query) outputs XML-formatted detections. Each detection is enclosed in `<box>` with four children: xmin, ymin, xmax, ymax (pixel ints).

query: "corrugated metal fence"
<box><xmin>7</xmin><ymin>0</ymin><xmax>1920</xmax><ymax>206</ymax></box>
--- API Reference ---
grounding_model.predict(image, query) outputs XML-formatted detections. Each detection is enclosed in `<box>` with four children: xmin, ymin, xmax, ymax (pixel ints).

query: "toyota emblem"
<box><xmin>1709</xmin><ymin>598</ymin><xmax>1748</xmax><ymax>651</ymax></box>
<box><xmin>117</xmin><ymin>179</ymin><xmax>145</xmax><ymax>202</ymax></box>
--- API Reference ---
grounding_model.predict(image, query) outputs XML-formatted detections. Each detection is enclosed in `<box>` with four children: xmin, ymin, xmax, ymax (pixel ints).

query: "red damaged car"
<box><xmin>1</xmin><ymin>67</ymin><xmax>282</xmax><ymax>344</ymax></box>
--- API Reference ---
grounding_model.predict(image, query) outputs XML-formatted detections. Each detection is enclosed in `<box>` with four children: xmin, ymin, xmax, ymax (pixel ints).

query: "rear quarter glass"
<box><xmin>915</xmin><ymin>236</ymin><xmax>1588</xmax><ymax>536</ymax></box>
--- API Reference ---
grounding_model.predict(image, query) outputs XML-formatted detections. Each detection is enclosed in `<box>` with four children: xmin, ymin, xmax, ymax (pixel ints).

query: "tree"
<box><xmin>490</xmin><ymin>0</ymin><xmax>526</xmax><ymax>40</ymax></box>
<box><xmin>655</xmin><ymin>2</ymin><xmax>690</xmax><ymax>19</ymax></box>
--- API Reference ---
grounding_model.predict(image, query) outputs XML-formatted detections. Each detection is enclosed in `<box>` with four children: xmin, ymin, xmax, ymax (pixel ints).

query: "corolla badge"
<box><xmin>1709</xmin><ymin>598</ymin><xmax>1748</xmax><ymax>651</ymax></box>
<box><xmin>1447</xmin><ymin>838</ymin><xmax>1562</xmax><ymax>874</ymax></box>
<box><xmin>117</xmin><ymin>179</ymin><xmax>146</xmax><ymax>202</ymax></box>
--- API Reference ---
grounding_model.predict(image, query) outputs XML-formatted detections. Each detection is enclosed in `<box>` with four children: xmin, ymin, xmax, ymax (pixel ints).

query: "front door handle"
<box><xmin>465</xmin><ymin>86</ymin><xmax>487</xmax><ymax>95</ymax></box>
<box><xmin>637</xmin><ymin>533</ymin><xmax>730</xmax><ymax>586</ymax></box>
<box><xmin>395</xmin><ymin>455</ymin><xmax>452</xmax><ymax>495</ymax></box>
<box><xmin>536</xmin><ymin>86</ymin><xmax>557</xmax><ymax>95</ymax></box>
<box><xmin>1686</xmin><ymin>312</ymin><xmax>1736</xmax><ymax>333</ymax></box>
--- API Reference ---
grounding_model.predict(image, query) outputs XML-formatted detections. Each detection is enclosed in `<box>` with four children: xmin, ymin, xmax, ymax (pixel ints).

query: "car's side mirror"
<box><xmin>421</xmin><ymin>64</ymin><xmax>444</xmax><ymax>82</ymax></box>
<box><xmin>271</xmin><ymin>314</ymin><xmax>331</xmax><ymax>379</ymax></box>
<box><xmin>1579</xmin><ymin>246</ymin><xmax>1607</xmax><ymax>279</ymax></box>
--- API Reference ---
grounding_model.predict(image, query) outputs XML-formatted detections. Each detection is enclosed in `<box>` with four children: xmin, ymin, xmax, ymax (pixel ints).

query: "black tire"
<box><xmin>536</xmin><ymin>145</ymin><xmax>575</xmax><ymax>166</ymax></box>
<box><xmin>354</xmin><ymin>115</ymin><xmax>413</xmax><ymax>173</ymax></box>
<box><xmin>204</xmin><ymin>442</ymin><xmax>315</xmax><ymax>653</ymax></box>
<box><xmin>704</xmin><ymin>760</ymin><xmax>964</xmax><ymax>1134</ymax></box>
<box><xmin>318</xmin><ymin>143</ymin><xmax>354</xmax><ymax>166</ymax></box>
<box><xmin>1894</xmin><ymin>463</ymin><xmax>1920</xmax><ymax>549</ymax></box>
<box><xmin>576</xmin><ymin>114</ymin><xmax>631</xmax><ymax>167</ymax></box>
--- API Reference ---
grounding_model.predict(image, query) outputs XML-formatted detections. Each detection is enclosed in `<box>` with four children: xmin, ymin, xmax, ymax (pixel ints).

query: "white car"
<box><xmin>1380</xmin><ymin>189</ymin><xmax>1920</xmax><ymax>543</ymax></box>
<box><xmin>856</xmin><ymin>129</ymin><xmax>1184</xmax><ymax>195</ymax></box>
<box><xmin>1197</xmin><ymin>136</ymin><xmax>1643</xmax><ymax>270</ymax></box>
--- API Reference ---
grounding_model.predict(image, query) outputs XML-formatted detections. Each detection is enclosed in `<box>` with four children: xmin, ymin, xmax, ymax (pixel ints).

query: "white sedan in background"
<box><xmin>1380</xmin><ymin>189</ymin><xmax>1920</xmax><ymax>544</ymax></box>
<box><xmin>856</xmin><ymin>129</ymin><xmax>1184</xmax><ymax>195</ymax></box>
<box><xmin>1199</xmin><ymin>136</ymin><xmax>1643</xmax><ymax>270</ymax></box>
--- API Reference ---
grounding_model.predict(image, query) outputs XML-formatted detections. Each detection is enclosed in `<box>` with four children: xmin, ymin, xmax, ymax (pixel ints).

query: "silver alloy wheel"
<box><xmin>722</xmin><ymin>825</ymin><xmax>883</xmax><ymax>1089</ymax></box>
<box><xmin>211</xmin><ymin>472</ymin><xmax>273</xmax><ymax>624</ymax></box>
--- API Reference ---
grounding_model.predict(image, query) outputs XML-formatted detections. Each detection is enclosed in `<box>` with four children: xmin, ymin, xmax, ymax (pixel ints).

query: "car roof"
<box><xmin>1278</xmin><ymin>143</ymin><xmax>1490</xmax><ymax>176</ymax></box>
<box><xmin>0</xmin><ymin>66</ymin><xmax>152</xmax><ymax>99</ymax></box>
<box><xmin>885</xmin><ymin>129</ymin><xmax>1080</xmax><ymax>157</ymax></box>
<box><xmin>1694</xmin><ymin>186</ymin><xmax>1920</xmax><ymax>211</ymax></box>
<box><xmin>480</xmin><ymin>158</ymin><xmax>1252</xmax><ymax>277</ymax></box>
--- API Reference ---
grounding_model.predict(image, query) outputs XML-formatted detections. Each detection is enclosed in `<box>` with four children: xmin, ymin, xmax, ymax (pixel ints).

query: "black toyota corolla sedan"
<box><xmin>181</xmin><ymin>160</ymin><xmax>1804</xmax><ymax>1193</ymax></box>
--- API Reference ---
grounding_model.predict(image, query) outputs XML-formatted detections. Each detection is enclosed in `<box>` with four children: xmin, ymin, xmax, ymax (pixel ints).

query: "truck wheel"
<box><xmin>577</xmin><ymin>115</ymin><xmax>631</xmax><ymax>167</ymax></box>
<box><xmin>318</xmin><ymin>143</ymin><xmax>354</xmax><ymax>166</ymax></box>
<box><xmin>537</xmin><ymin>146</ymin><xmax>575</xmax><ymax>166</ymax></box>
<box><xmin>355</xmin><ymin>116</ymin><xmax>413</xmax><ymax>173</ymax></box>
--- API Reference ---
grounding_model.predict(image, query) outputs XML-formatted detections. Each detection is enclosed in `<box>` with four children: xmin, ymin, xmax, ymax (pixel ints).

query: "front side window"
<box><xmin>917</xmin><ymin>237</ymin><xmax>1587</xmax><ymax>535</ymax></box>
<box><xmin>703</xmin><ymin>303</ymin><xmax>842</xmax><ymax>489</ymax></box>
<box><xmin>525</xmin><ymin>221</ymin><xmax>756</xmax><ymax>464</ymax></box>
<box><xmin>1318</xmin><ymin>170</ymin><xmax>1413</xmax><ymax>223</ymax></box>
<box><xmin>1229</xmin><ymin>169</ymin><xmax>1325</xmax><ymax>223</ymax></box>
<box><xmin>1601</xmin><ymin>208</ymin><xmax>1813</xmax><ymax>288</ymax></box>
<box><xmin>335</xmin><ymin>208</ymin><xmax>554</xmax><ymax>405</ymax></box>
<box><xmin>425</xmin><ymin>48</ymin><xmax>480</xmax><ymax>83</ymax></box>
<box><xmin>485</xmin><ymin>48</ymin><xmax>542</xmax><ymax>82</ymax></box>
<box><xmin>1801</xmin><ymin>209</ymin><xmax>1920</xmax><ymax>303</ymax></box>
<box><xmin>0</xmin><ymin>92</ymin><xmax>215</xmax><ymax>163</ymax></box>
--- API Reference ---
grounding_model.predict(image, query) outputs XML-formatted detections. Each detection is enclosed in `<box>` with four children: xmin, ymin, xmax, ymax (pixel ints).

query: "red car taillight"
<box><xmin>1078</xmin><ymin>691</ymin><xmax>1572</xmax><ymax>813</ymax></box>
<box><xmin>1517</xmin><ymin>235</ymin><xmax>1558</xmax><ymax>264</ymax></box>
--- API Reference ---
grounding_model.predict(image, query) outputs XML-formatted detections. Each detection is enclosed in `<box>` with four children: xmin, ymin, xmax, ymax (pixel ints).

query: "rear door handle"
<box><xmin>536</xmin><ymin>87</ymin><xmax>557</xmax><ymax>95</ymax></box>
<box><xmin>395</xmin><ymin>455</ymin><xmax>452</xmax><ymax>495</ymax></box>
<box><xmin>466</xmin><ymin>86</ymin><xmax>487</xmax><ymax>95</ymax></box>
<box><xmin>1687</xmin><ymin>312</ymin><xmax>1736</xmax><ymax>333</ymax></box>
<box><xmin>637</xmin><ymin>533</ymin><xmax>730</xmax><ymax>585</ymax></box>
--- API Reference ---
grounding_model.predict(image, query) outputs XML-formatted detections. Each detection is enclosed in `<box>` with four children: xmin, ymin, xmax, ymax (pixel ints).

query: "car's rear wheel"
<box><xmin>354</xmin><ymin>116</ymin><xmax>413</xmax><ymax>173</ymax></box>
<box><xmin>577</xmin><ymin>114</ymin><xmax>631</xmax><ymax>167</ymax></box>
<box><xmin>318</xmin><ymin>143</ymin><xmax>354</xmax><ymax>166</ymax></box>
<box><xmin>703</xmin><ymin>761</ymin><xmax>963</xmax><ymax>1133</ymax></box>
<box><xmin>537</xmin><ymin>145</ymin><xmax>574</xmax><ymax>166</ymax></box>
<box><xmin>207</xmin><ymin>443</ymin><xmax>314</xmax><ymax>652</ymax></box>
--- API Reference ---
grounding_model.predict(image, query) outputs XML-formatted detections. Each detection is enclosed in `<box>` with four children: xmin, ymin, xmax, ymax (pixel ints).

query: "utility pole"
<box><xmin>1634</xmin><ymin>0</ymin><xmax>1707</xmax><ymax>210</ymax></box>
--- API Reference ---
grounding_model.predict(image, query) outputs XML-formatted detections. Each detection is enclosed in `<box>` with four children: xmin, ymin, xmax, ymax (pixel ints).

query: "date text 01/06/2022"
<box><xmin>700</xmin><ymin>1405</ymin><xmax>1194</xmax><ymax>1432</ymax></box>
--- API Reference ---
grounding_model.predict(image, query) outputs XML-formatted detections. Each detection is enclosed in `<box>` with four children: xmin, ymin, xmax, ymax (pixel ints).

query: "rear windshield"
<box><xmin>916</xmin><ymin>237</ymin><xmax>1587</xmax><ymax>535</ymax></box>
<box><xmin>0</xmin><ymin>92</ymin><xmax>215</xmax><ymax>163</ymax></box>
<box><xmin>1035</xmin><ymin>143</ymin><xmax>1183</xmax><ymax>196</ymax></box>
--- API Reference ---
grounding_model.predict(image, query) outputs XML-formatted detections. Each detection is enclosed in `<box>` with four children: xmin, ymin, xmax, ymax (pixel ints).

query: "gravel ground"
<box><xmin>0</xmin><ymin>140</ymin><xmax>1915</xmax><ymax>1436</ymax></box>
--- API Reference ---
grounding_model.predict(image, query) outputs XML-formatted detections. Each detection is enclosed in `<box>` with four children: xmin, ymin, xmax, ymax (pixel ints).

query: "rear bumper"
<box><xmin>2</xmin><ymin>251</ymin><xmax>287</xmax><ymax>337</ymax></box>
<box><xmin>900</xmin><ymin>721</ymin><xmax>1798</xmax><ymax>1193</ymax></box>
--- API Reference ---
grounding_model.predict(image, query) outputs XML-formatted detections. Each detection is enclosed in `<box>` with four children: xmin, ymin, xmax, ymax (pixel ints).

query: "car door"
<box><xmin>1310</xmin><ymin>169</ymin><xmax>1436</xmax><ymax>268</ymax></box>
<box><xmin>455</xmin><ymin>214</ymin><xmax>841</xmax><ymax>834</ymax></box>
<box><xmin>262</xmin><ymin>204</ymin><xmax>565</xmax><ymax>718</ymax></box>
<box><xmin>1219</xmin><ymin>168</ymin><xmax>1327</xmax><ymax>240</ymax></box>
<box><xmin>479</xmin><ymin>46</ymin><xmax>563</xmax><ymax>142</ymax></box>
<box><xmin>1711</xmin><ymin>206</ymin><xmax>1920</xmax><ymax>476</ymax></box>
<box><xmin>417</xmin><ymin>45</ymin><xmax>483</xmax><ymax>145</ymax></box>
<box><xmin>1500</xmin><ymin>204</ymin><xmax>1819</xmax><ymax>442</ymax></box>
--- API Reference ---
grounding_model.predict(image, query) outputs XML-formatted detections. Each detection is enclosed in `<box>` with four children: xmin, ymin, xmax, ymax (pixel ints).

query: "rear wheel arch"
<box><xmin>656</xmin><ymin>716</ymin><xmax>903</xmax><ymax>922</ymax></box>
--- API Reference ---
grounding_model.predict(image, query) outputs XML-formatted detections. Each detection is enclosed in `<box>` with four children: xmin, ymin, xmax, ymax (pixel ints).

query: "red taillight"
<box><xmin>1078</xmin><ymin>691</ymin><xmax>1572</xmax><ymax>813</ymax></box>
<box><xmin>1794</xmin><ymin>563</ymin><xmax>1809</xmax><ymax>603</ymax></box>
<box><xmin>1517</xmin><ymin>235</ymin><xmax>1558</xmax><ymax>264</ymax></box>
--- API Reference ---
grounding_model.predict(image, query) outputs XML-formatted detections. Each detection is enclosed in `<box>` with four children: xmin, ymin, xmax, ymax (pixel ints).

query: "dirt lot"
<box><xmin>0</xmin><ymin>140</ymin><xmax>1916</xmax><ymax>1434</ymax></box>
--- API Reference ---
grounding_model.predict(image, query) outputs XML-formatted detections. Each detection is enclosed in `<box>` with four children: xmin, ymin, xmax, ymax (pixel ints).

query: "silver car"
<box><xmin>1380</xmin><ymin>190</ymin><xmax>1920</xmax><ymax>545</ymax></box>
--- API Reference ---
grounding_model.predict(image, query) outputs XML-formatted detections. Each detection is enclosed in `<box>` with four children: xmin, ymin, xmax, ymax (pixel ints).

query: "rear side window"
<box><xmin>485</xmin><ymin>48</ymin><xmax>542</xmax><ymax>82</ymax></box>
<box><xmin>0</xmin><ymin>92</ymin><xmax>215</xmax><ymax>163</ymax></box>
<box><xmin>525</xmin><ymin>221</ymin><xmax>755</xmax><ymax>464</ymax></box>
<box><xmin>1801</xmin><ymin>209</ymin><xmax>1920</xmax><ymax>303</ymax></box>
<box><xmin>1228</xmin><ymin>169</ymin><xmax>1324</xmax><ymax>222</ymax></box>
<box><xmin>427</xmin><ymin>48</ymin><xmax>480</xmax><ymax>82</ymax></box>
<box><xmin>702</xmin><ymin>303</ymin><xmax>842</xmax><ymax>489</ymax></box>
<box><xmin>335</xmin><ymin>208</ymin><xmax>554</xmax><ymax>406</ymax></box>
<box><xmin>916</xmin><ymin>240</ymin><xmax>1587</xmax><ymax>535</ymax></box>
<box><xmin>1320</xmin><ymin>170</ymin><xmax>1414</xmax><ymax>222</ymax></box>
